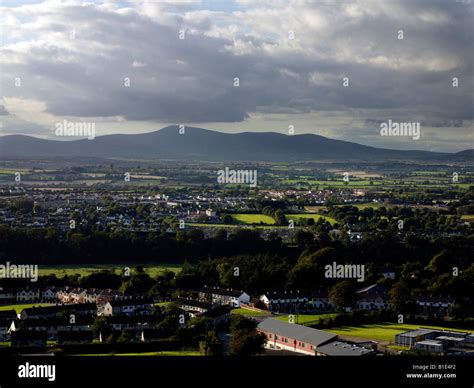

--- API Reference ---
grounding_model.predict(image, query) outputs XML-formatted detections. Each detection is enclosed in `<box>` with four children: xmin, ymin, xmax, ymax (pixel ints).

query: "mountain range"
<box><xmin>0</xmin><ymin>126</ymin><xmax>472</xmax><ymax>162</ymax></box>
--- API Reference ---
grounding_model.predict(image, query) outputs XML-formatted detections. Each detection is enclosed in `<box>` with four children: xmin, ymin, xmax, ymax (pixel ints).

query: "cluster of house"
<box><xmin>0</xmin><ymin>286</ymin><xmax>240</xmax><ymax>347</ymax></box>
<box><xmin>257</xmin><ymin>318</ymin><xmax>376</xmax><ymax>356</ymax></box>
<box><xmin>173</xmin><ymin>284</ymin><xmax>458</xmax><ymax>320</ymax></box>
<box><xmin>255</xmin><ymin>284</ymin><xmax>456</xmax><ymax>317</ymax></box>
<box><xmin>0</xmin><ymin>187</ymin><xmax>247</xmax><ymax>231</ymax></box>
<box><xmin>261</xmin><ymin>188</ymin><xmax>374</xmax><ymax>205</ymax></box>
<box><xmin>395</xmin><ymin>328</ymin><xmax>474</xmax><ymax>354</ymax></box>
<box><xmin>1</xmin><ymin>298</ymin><xmax>160</xmax><ymax>346</ymax></box>
<box><xmin>1</xmin><ymin>282</ymin><xmax>458</xmax><ymax>320</ymax></box>
<box><xmin>0</xmin><ymin>286</ymin><xmax>128</xmax><ymax>305</ymax></box>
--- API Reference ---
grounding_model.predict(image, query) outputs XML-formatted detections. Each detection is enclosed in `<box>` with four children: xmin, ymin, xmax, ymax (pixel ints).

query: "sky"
<box><xmin>0</xmin><ymin>0</ymin><xmax>473</xmax><ymax>152</ymax></box>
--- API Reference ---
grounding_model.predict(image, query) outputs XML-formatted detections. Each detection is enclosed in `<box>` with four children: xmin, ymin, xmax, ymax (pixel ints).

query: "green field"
<box><xmin>37</xmin><ymin>264</ymin><xmax>182</xmax><ymax>278</ymax></box>
<box><xmin>283</xmin><ymin>179</ymin><xmax>382</xmax><ymax>187</ymax></box>
<box><xmin>188</xmin><ymin>223</ymin><xmax>288</xmax><ymax>229</ymax></box>
<box><xmin>350</xmin><ymin>203</ymin><xmax>384</xmax><ymax>210</ymax></box>
<box><xmin>0</xmin><ymin>303</ymin><xmax>54</xmax><ymax>314</ymax></box>
<box><xmin>286</xmin><ymin>214</ymin><xmax>337</xmax><ymax>225</ymax></box>
<box><xmin>72</xmin><ymin>350</ymin><xmax>201</xmax><ymax>356</ymax></box>
<box><xmin>231</xmin><ymin>214</ymin><xmax>276</xmax><ymax>225</ymax></box>
<box><xmin>155</xmin><ymin>302</ymin><xmax>171</xmax><ymax>307</ymax></box>
<box><xmin>276</xmin><ymin>313</ymin><xmax>339</xmax><ymax>325</ymax></box>
<box><xmin>326</xmin><ymin>322</ymin><xmax>474</xmax><ymax>344</ymax></box>
<box><xmin>281</xmin><ymin>177</ymin><xmax>471</xmax><ymax>191</ymax></box>
<box><xmin>231</xmin><ymin>308</ymin><xmax>272</xmax><ymax>317</ymax></box>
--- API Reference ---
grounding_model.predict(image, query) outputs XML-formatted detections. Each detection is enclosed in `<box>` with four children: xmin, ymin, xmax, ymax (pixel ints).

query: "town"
<box><xmin>0</xmin><ymin>160</ymin><xmax>472</xmax><ymax>358</ymax></box>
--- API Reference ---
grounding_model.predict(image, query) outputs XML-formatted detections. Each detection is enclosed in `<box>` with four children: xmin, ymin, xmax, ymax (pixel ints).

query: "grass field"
<box><xmin>231</xmin><ymin>308</ymin><xmax>271</xmax><ymax>317</ymax></box>
<box><xmin>0</xmin><ymin>303</ymin><xmax>54</xmax><ymax>314</ymax></box>
<box><xmin>276</xmin><ymin>313</ymin><xmax>340</xmax><ymax>325</ymax></box>
<box><xmin>231</xmin><ymin>214</ymin><xmax>276</xmax><ymax>225</ymax></box>
<box><xmin>326</xmin><ymin>322</ymin><xmax>474</xmax><ymax>344</ymax></box>
<box><xmin>350</xmin><ymin>203</ymin><xmax>384</xmax><ymax>210</ymax></box>
<box><xmin>304</xmin><ymin>206</ymin><xmax>326</xmax><ymax>212</ymax></box>
<box><xmin>37</xmin><ymin>264</ymin><xmax>182</xmax><ymax>278</ymax></box>
<box><xmin>73</xmin><ymin>351</ymin><xmax>201</xmax><ymax>356</ymax></box>
<box><xmin>154</xmin><ymin>302</ymin><xmax>171</xmax><ymax>307</ymax></box>
<box><xmin>461</xmin><ymin>214</ymin><xmax>474</xmax><ymax>222</ymax></box>
<box><xmin>188</xmin><ymin>223</ymin><xmax>288</xmax><ymax>229</ymax></box>
<box><xmin>283</xmin><ymin>179</ymin><xmax>382</xmax><ymax>187</ymax></box>
<box><xmin>286</xmin><ymin>214</ymin><xmax>337</xmax><ymax>225</ymax></box>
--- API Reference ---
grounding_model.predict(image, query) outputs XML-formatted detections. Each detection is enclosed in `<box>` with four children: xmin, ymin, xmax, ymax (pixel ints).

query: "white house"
<box><xmin>205</xmin><ymin>209</ymin><xmax>217</xmax><ymax>217</ymax></box>
<box><xmin>199</xmin><ymin>287</ymin><xmax>250</xmax><ymax>307</ymax></box>
<box><xmin>260</xmin><ymin>291</ymin><xmax>308</xmax><ymax>312</ymax></box>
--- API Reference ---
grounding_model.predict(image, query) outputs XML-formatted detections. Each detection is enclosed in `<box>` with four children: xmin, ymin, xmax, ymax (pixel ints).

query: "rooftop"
<box><xmin>316</xmin><ymin>341</ymin><xmax>373</xmax><ymax>356</ymax></box>
<box><xmin>258</xmin><ymin>318</ymin><xmax>336</xmax><ymax>347</ymax></box>
<box><xmin>416</xmin><ymin>340</ymin><xmax>443</xmax><ymax>346</ymax></box>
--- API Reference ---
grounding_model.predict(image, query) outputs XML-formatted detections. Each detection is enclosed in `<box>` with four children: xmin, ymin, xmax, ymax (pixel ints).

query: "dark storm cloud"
<box><xmin>0</xmin><ymin>0</ymin><xmax>472</xmax><ymax>140</ymax></box>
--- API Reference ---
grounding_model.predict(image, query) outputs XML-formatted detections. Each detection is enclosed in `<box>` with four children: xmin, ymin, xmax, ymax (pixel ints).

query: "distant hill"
<box><xmin>0</xmin><ymin>126</ymin><xmax>472</xmax><ymax>162</ymax></box>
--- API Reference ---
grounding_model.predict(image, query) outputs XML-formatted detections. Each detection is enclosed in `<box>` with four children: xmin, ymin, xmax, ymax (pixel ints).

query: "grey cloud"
<box><xmin>0</xmin><ymin>0</ymin><xmax>472</xmax><ymax>150</ymax></box>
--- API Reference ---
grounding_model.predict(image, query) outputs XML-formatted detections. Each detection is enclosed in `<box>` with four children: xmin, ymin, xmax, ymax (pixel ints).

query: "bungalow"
<box><xmin>260</xmin><ymin>291</ymin><xmax>308</xmax><ymax>312</ymax></box>
<box><xmin>199</xmin><ymin>286</ymin><xmax>250</xmax><ymax>307</ymax></box>
<box><xmin>11</xmin><ymin>330</ymin><xmax>47</xmax><ymax>347</ymax></box>
<box><xmin>102</xmin><ymin>298</ymin><xmax>154</xmax><ymax>316</ymax></box>
<box><xmin>16</xmin><ymin>287</ymin><xmax>41</xmax><ymax>303</ymax></box>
